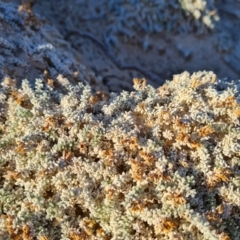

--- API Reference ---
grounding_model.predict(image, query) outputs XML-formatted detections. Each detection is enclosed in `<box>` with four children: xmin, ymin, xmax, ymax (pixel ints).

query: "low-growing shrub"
<box><xmin>0</xmin><ymin>71</ymin><xmax>239</xmax><ymax>239</ymax></box>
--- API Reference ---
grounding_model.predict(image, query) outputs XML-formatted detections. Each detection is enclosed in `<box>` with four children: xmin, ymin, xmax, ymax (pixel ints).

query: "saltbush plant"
<box><xmin>0</xmin><ymin>71</ymin><xmax>240</xmax><ymax>239</ymax></box>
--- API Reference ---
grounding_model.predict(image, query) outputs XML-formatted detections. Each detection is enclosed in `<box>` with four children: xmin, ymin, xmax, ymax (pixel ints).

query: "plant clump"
<box><xmin>40</xmin><ymin>0</ymin><xmax>219</xmax><ymax>49</ymax></box>
<box><xmin>104</xmin><ymin>0</ymin><xmax>219</xmax><ymax>44</ymax></box>
<box><xmin>0</xmin><ymin>71</ymin><xmax>240</xmax><ymax>239</ymax></box>
<box><xmin>0</xmin><ymin>1</ymin><xmax>106</xmax><ymax>92</ymax></box>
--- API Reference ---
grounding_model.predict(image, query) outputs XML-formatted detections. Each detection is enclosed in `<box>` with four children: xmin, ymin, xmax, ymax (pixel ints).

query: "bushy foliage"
<box><xmin>101</xmin><ymin>0</ymin><xmax>219</xmax><ymax>47</ymax></box>
<box><xmin>0</xmin><ymin>72</ymin><xmax>239</xmax><ymax>239</ymax></box>
<box><xmin>105</xmin><ymin>0</ymin><xmax>218</xmax><ymax>35</ymax></box>
<box><xmin>39</xmin><ymin>0</ymin><xmax>219</xmax><ymax>49</ymax></box>
<box><xmin>0</xmin><ymin>1</ymin><xmax>102</xmax><ymax>90</ymax></box>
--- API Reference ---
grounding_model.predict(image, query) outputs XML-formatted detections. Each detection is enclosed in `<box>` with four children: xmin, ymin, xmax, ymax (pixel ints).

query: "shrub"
<box><xmin>40</xmin><ymin>0</ymin><xmax>219</xmax><ymax>49</ymax></box>
<box><xmin>0</xmin><ymin>71</ymin><xmax>239</xmax><ymax>239</ymax></box>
